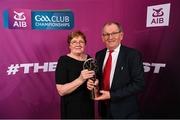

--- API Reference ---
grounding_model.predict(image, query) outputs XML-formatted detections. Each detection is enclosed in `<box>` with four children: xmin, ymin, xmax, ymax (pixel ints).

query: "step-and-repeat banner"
<box><xmin>0</xmin><ymin>0</ymin><xmax>180</xmax><ymax>118</ymax></box>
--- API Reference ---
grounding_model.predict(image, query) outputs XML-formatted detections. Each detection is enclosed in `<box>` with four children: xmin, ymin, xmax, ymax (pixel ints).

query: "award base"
<box><xmin>91</xmin><ymin>87</ymin><xmax>99</xmax><ymax>99</ymax></box>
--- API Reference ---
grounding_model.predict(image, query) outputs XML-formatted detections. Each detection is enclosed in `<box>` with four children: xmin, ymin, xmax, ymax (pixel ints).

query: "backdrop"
<box><xmin>0</xmin><ymin>0</ymin><xmax>180</xmax><ymax>118</ymax></box>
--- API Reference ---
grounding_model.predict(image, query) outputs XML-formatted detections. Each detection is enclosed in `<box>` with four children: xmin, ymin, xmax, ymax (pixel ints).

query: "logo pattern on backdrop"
<box><xmin>146</xmin><ymin>3</ymin><xmax>170</xmax><ymax>27</ymax></box>
<box><xmin>3</xmin><ymin>9</ymin><xmax>74</xmax><ymax>30</ymax></box>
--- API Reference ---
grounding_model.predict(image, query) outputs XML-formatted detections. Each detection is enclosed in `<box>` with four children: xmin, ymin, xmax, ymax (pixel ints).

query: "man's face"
<box><xmin>102</xmin><ymin>24</ymin><xmax>124</xmax><ymax>50</ymax></box>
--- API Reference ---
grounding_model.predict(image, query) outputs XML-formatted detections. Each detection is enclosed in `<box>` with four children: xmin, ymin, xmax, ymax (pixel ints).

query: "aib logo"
<box><xmin>146</xmin><ymin>3</ymin><xmax>171</xmax><ymax>27</ymax></box>
<box><xmin>13</xmin><ymin>11</ymin><xmax>27</xmax><ymax>27</ymax></box>
<box><xmin>152</xmin><ymin>8</ymin><xmax>164</xmax><ymax>17</ymax></box>
<box><xmin>3</xmin><ymin>9</ymin><xmax>31</xmax><ymax>29</ymax></box>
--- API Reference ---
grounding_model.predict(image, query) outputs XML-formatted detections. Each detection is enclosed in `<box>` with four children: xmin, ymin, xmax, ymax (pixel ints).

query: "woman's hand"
<box><xmin>87</xmin><ymin>79</ymin><xmax>99</xmax><ymax>91</ymax></box>
<box><xmin>78</xmin><ymin>69</ymin><xmax>95</xmax><ymax>82</ymax></box>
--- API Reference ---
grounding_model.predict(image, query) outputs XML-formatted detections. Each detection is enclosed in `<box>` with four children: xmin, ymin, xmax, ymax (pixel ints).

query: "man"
<box><xmin>87</xmin><ymin>22</ymin><xmax>145</xmax><ymax>119</ymax></box>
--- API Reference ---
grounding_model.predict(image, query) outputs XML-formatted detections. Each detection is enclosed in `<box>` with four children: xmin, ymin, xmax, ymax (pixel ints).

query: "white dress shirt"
<box><xmin>102</xmin><ymin>44</ymin><xmax>121</xmax><ymax>88</ymax></box>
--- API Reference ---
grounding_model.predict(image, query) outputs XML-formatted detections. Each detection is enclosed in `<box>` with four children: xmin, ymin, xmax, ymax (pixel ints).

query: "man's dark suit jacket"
<box><xmin>95</xmin><ymin>45</ymin><xmax>145</xmax><ymax>119</ymax></box>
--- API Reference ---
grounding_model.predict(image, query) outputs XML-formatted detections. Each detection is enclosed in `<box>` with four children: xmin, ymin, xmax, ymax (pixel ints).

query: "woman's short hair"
<box><xmin>67</xmin><ymin>30</ymin><xmax>87</xmax><ymax>44</ymax></box>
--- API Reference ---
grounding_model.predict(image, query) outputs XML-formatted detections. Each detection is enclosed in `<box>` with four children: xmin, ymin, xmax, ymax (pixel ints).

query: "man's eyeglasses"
<box><xmin>70</xmin><ymin>41</ymin><xmax>85</xmax><ymax>45</ymax></box>
<box><xmin>102</xmin><ymin>31</ymin><xmax>120</xmax><ymax>39</ymax></box>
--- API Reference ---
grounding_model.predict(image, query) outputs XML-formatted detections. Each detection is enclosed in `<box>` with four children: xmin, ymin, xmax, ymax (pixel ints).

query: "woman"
<box><xmin>55</xmin><ymin>30</ymin><xmax>95</xmax><ymax>119</ymax></box>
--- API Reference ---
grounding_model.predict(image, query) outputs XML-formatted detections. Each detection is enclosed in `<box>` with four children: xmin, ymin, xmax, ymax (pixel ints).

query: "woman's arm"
<box><xmin>56</xmin><ymin>69</ymin><xmax>95</xmax><ymax>96</ymax></box>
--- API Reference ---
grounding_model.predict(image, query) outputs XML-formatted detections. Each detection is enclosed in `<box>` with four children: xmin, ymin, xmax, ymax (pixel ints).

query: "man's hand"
<box><xmin>94</xmin><ymin>90</ymin><xmax>110</xmax><ymax>100</ymax></box>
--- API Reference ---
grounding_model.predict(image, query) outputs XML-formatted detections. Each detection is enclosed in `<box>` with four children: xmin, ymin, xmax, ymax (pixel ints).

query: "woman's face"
<box><xmin>69</xmin><ymin>36</ymin><xmax>86</xmax><ymax>55</ymax></box>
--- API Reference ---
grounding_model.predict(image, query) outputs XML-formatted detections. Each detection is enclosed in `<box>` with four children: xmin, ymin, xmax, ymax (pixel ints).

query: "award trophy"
<box><xmin>83</xmin><ymin>58</ymin><xmax>99</xmax><ymax>99</ymax></box>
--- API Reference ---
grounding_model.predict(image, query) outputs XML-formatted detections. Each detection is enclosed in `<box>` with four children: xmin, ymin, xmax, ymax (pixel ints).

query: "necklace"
<box><xmin>68</xmin><ymin>53</ymin><xmax>87</xmax><ymax>61</ymax></box>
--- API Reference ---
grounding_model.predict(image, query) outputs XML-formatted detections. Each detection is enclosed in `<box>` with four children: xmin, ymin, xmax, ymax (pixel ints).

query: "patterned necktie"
<box><xmin>103</xmin><ymin>50</ymin><xmax>113</xmax><ymax>90</ymax></box>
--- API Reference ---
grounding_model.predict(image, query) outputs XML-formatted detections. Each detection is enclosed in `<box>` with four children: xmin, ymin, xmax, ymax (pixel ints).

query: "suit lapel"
<box><xmin>99</xmin><ymin>49</ymin><xmax>106</xmax><ymax>73</ymax></box>
<box><xmin>96</xmin><ymin>49</ymin><xmax>106</xmax><ymax>89</ymax></box>
<box><xmin>111</xmin><ymin>45</ymin><xmax>126</xmax><ymax>89</ymax></box>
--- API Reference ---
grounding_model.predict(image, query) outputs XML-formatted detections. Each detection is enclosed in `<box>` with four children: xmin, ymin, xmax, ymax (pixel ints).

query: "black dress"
<box><xmin>55</xmin><ymin>55</ymin><xmax>94</xmax><ymax>119</ymax></box>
